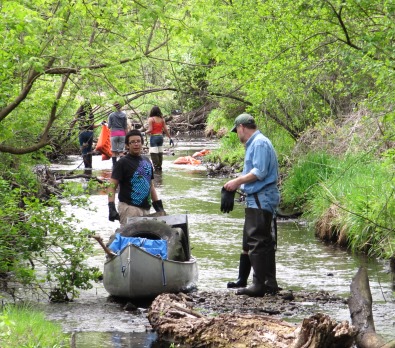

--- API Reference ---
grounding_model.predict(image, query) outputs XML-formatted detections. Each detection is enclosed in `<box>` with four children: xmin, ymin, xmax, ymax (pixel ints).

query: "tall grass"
<box><xmin>284</xmin><ymin>151</ymin><xmax>395</xmax><ymax>259</ymax></box>
<box><xmin>307</xmin><ymin>154</ymin><xmax>395</xmax><ymax>258</ymax></box>
<box><xmin>281</xmin><ymin>152</ymin><xmax>337</xmax><ymax>209</ymax></box>
<box><xmin>0</xmin><ymin>304</ymin><xmax>69</xmax><ymax>348</ymax></box>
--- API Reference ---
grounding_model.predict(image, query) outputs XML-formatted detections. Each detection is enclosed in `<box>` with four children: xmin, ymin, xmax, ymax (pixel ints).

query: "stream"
<box><xmin>43</xmin><ymin>136</ymin><xmax>394</xmax><ymax>347</ymax></box>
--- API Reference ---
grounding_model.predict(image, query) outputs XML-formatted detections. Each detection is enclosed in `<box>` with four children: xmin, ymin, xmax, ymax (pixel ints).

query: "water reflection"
<box><xmin>47</xmin><ymin>137</ymin><xmax>395</xmax><ymax>346</ymax></box>
<box><xmin>74</xmin><ymin>332</ymin><xmax>168</xmax><ymax>348</ymax></box>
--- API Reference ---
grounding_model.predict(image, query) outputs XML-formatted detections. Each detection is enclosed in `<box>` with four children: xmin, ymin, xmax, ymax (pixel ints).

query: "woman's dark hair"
<box><xmin>125</xmin><ymin>130</ymin><xmax>144</xmax><ymax>145</ymax></box>
<box><xmin>149</xmin><ymin>106</ymin><xmax>163</xmax><ymax>118</ymax></box>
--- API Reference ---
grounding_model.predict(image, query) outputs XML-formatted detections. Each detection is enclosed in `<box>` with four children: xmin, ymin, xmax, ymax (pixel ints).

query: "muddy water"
<box><xmin>44</xmin><ymin>137</ymin><xmax>395</xmax><ymax>347</ymax></box>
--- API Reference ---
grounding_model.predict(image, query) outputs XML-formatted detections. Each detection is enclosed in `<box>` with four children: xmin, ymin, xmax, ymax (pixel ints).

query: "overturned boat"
<box><xmin>101</xmin><ymin>214</ymin><xmax>198</xmax><ymax>299</ymax></box>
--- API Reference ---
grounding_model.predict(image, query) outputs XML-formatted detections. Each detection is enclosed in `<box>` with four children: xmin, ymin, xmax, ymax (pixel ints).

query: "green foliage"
<box><xmin>0</xmin><ymin>156</ymin><xmax>99</xmax><ymax>300</ymax></box>
<box><xmin>206</xmin><ymin>109</ymin><xmax>229</xmax><ymax>131</ymax></box>
<box><xmin>281</xmin><ymin>152</ymin><xmax>337</xmax><ymax>209</ymax></box>
<box><xmin>0</xmin><ymin>304</ymin><xmax>68</xmax><ymax>348</ymax></box>
<box><xmin>213</xmin><ymin>132</ymin><xmax>244</xmax><ymax>166</ymax></box>
<box><xmin>2</xmin><ymin>0</ymin><xmax>395</xmax><ymax>154</ymax></box>
<box><xmin>305</xmin><ymin>154</ymin><xmax>395</xmax><ymax>258</ymax></box>
<box><xmin>206</xmin><ymin>139</ymin><xmax>242</xmax><ymax>167</ymax></box>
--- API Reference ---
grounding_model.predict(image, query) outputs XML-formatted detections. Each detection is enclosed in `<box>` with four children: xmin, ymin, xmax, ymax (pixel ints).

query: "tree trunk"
<box><xmin>148</xmin><ymin>293</ymin><xmax>356</xmax><ymax>348</ymax></box>
<box><xmin>348</xmin><ymin>266</ymin><xmax>395</xmax><ymax>348</ymax></box>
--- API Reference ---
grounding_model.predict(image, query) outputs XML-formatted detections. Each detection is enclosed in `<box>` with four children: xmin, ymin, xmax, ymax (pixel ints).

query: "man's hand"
<box><xmin>108</xmin><ymin>202</ymin><xmax>120</xmax><ymax>221</ymax></box>
<box><xmin>220</xmin><ymin>187</ymin><xmax>236</xmax><ymax>213</ymax></box>
<box><xmin>224</xmin><ymin>178</ymin><xmax>240</xmax><ymax>192</ymax></box>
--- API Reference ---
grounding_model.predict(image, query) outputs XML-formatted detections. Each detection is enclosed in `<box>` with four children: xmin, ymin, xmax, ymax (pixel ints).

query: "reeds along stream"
<box><xmin>47</xmin><ymin>136</ymin><xmax>395</xmax><ymax>347</ymax></box>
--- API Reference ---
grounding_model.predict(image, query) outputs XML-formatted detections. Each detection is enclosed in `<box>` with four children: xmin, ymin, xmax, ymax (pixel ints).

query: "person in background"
<box><xmin>222</xmin><ymin>113</ymin><xmax>281</xmax><ymax>297</ymax></box>
<box><xmin>145</xmin><ymin>105</ymin><xmax>174</xmax><ymax>171</ymax></box>
<box><xmin>108</xmin><ymin>102</ymin><xmax>128</xmax><ymax>166</ymax></box>
<box><xmin>107</xmin><ymin>130</ymin><xmax>165</xmax><ymax>226</ymax></box>
<box><xmin>74</xmin><ymin>102</ymin><xmax>102</xmax><ymax>175</ymax></box>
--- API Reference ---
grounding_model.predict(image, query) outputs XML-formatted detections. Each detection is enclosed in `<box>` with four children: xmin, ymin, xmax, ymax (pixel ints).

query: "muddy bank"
<box><xmin>190</xmin><ymin>289</ymin><xmax>347</xmax><ymax>319</ymax></box>
<box><xmin>43</xmin><ymin>287</ymin><xmax>347</xmax><ymax>334</ymax></box>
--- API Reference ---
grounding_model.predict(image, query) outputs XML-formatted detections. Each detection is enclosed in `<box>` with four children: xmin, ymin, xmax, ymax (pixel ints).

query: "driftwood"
<box><xmin>55</xmin><ymin>173</ymin><xmax>105</xmax><ymax>183</ymax></box>
<box><xmin>349</xmin><ymin>267</ymin><xmax>395</xmax><ymax>348</ymax></box>
<box><xmin>34</xmin><ymin>165</ymin><xmax>105</xmax><ymax>200</ymax></box>
<box><xmin>148</xmin><ymin>293</ymin><xmax>356</xmax><ymax>348</ymax></box>
<box><xmin>91</xmin><ymin>235</ymin><xmax>116</xmax><ymax>258</ymax></box>
<box><xmin>168</xmin><ymin>102</ymin><xmax>218</xmax><ymax>132</ymax></box>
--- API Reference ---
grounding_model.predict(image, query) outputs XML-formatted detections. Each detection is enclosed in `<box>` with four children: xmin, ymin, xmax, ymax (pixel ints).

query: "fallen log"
<box><xmin>148</xmin><ymin>293</ymin><xmax>357</xmax><ymax>348</ymax></box>
<box><xmin>55</xmin><ymin>173</ymin><xmax>105</xmax><ymax>183</ymax></box>
<box><xmin>349</xmin><ymin>266</ymin><xmax>395</xmax><ymax>348</ymax></box>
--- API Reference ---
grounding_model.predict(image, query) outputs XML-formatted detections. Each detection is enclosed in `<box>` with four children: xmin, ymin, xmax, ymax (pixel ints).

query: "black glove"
<box><xmin>108</xmin><ymin>202</ymin><xmax>120</xmax><ymax>221</ymax></box>
<box><xmin>152</xmin><ymin>200</ymin><xmax>165</xmax><ymax>212</ymax></box>
<box><xmin>169</xmin><ymin>138</ymin><xmax>174</xmax><ymax>147</ymax></box>
<box><xmin>221</xmin><ymin>187</ymin><xmax>236</xmax><ymax>213</ymax></box>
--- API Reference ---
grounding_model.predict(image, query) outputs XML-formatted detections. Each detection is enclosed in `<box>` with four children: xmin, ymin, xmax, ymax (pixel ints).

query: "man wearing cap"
<box><xmin>223</xmin><ymin>113</ymin><xmax>280</xmax><ymax>297</ymax></box>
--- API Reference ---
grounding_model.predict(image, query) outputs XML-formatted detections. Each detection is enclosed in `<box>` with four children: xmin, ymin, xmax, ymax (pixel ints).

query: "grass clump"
<box><xmin>0</xmin><ymin>304</ymin><xmax>69</xmax><ymax>348</ymax></box>
<box><xmin>284</xmin><ymin>151</ymin><xmax>395</xmax><ymax>259</ymax></box>
<box><xmin>307</xmin><ymin>154</ymin><xmax>395</xmax><ymax>258</ymax></box>
<box><xmin>280</xmin><ymin>151</ymin><xmax>337</xmax><ymax>210</ymax></box>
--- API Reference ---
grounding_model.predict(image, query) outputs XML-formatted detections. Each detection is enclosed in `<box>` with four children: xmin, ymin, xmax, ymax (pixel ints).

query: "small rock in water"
<box><xmin>123</xmin><ymin>302</ymin><xmax>137</xmax><ymax>311</ymax></box>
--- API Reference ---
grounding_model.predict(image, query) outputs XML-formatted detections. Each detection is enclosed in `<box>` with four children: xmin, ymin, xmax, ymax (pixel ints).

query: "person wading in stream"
<box><xmin>107</xmin><ymin>130</ymin><xmax>165</xmax><ymax>226</ymax></box>
<box><xmin>73</xmin><ymin>102</ymin><xmax>102</xmax><ymax>175</ymax></box>
<box><xmin>145</xmin><ymin>106</ymin><xmax>174</xmax><ymax>171</ymax></box>
<box><xmin>108</xmin><ymin>102</ymin><xmax>128</xmax><ymax>167</ymax></box>
<box><xmin>221</xmin><ymin>113</ymin><xmax>280</xmax><ymax>297</ymax></box>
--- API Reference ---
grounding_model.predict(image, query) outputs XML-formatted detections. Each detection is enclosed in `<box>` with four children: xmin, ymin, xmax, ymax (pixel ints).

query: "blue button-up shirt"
<box><xmin>241</xmin><ymin>130</ymin><xmax>280</xmax><ymax>214</ymax></box>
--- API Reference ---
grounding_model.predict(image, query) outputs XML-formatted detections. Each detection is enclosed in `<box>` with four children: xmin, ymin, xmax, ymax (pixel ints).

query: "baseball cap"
<box><xmin>231</xmin><ymin>113</ymin><xmax>256</xmax><ymax>132</ymax></box>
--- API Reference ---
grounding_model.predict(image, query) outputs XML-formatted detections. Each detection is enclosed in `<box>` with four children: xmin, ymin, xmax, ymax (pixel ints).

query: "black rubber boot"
<box><xmin>150</xmin><ymin>153</ymin><xmax>160</xmax><ymax>171</ymax></box>
<box><xmin>236</xmin><ymin>208</ymin><xmax>279</xmax><ymax>297</ymax></box>
<box><xmin>236</xmin><ymin>250</ymin><xmax>279</xmax><ymax>296</ymax></box>
<box><xmin>158</xmin><ymin>153</ymin><xmax>163</xmax><ymax>171</ymax></box>
<box><xmin>236</xmin><ymin>275</ymin><xmax>267</xmax><ymax>297</ymax></box>
<box><xmin>227</xmin><ymin>253</ymin><xmax>251</xmax><ymax>288</ymax></box>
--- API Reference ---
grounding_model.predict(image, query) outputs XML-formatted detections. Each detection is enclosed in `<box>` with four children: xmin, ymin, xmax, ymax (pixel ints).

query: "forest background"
<box><xmin>0</xmin><ymin>0</ymin><xmax>394</xmax><ymax>301</ymax></box>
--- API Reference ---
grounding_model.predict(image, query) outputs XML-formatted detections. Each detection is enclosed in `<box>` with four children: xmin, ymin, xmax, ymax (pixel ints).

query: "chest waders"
<box><xmin>236</xmin><ymin>194</ymin><xmax>279</xmax><ymax>296</ymax></box>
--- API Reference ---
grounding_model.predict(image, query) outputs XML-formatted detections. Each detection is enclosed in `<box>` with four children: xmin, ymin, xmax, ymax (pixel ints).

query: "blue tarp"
<box><xmin>108</xmin><ymin>233</ymin><xmax>168</xmax><ymax>259</ymax></box>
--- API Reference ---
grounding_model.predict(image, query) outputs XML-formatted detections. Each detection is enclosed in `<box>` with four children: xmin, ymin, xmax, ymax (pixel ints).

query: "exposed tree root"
<box><xmin>148</xmin><ymin>293</ymin><xmax>356</xmax><ymax>348</ymax></box>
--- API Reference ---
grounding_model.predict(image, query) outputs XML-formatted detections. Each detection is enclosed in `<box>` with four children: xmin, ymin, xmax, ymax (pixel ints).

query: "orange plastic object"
<box><xmin>192</xmin><ymin>149</ymin><xmax>211</xmax><ymax>158</ymax></box>
<box><xmin>173</xmin><ymin>156</ymin><xmax>201</xmax><ymax>165</ymax></box>
<box><xmin>95</xmin><ymin>125</ymin><xmax>112</xmax><ymax>160</ymax></box>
